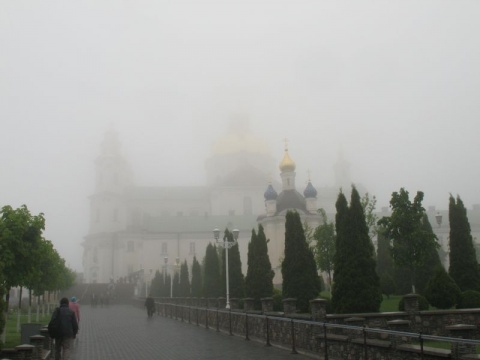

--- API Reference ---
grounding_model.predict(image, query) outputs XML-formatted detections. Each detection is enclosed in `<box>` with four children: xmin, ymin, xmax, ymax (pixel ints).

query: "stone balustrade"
<box><xmin>0</xmin><ymin>326</ymin><xmax>51</xmax><ymax>360</ymax></box>
<box><xmin>151</xmin><ymin>294</ymin><xmax>480</xmax><ymax>360</ymax></box>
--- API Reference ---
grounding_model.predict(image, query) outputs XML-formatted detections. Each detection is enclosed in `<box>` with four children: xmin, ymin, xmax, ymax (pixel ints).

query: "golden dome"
<box><xmin>212</xmin><ymin>133</ymin><xmax>270</xmax><ymax>155</ymax></box>
<box><xmin>211</xmin><ymin>116</ymin><xmax>270</xmax><ymax>155</ymax></box>
<box><xmin>279</xmin><ymin>150</ymin><xmax>296</xmax><ymax>172</ymax></box>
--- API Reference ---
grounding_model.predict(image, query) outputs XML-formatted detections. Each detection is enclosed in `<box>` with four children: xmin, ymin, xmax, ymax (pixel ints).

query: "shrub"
<box><xmin>272</xmin><ymin>288</ymin><xmax>283</xmax><ymax>312</ymax></box>
<box><xmin>457</xmin><ymin>290</ymin><xmax>480</xmax><ymax>309</ymax></box>
<box><xmin>425</xmin><ymin>268</ymin><xmax>461</xmax><ymax>309</ymax></box>
<box><xmin>398</xmin><ymin>295</ymin><xmax>429</xmax><ymax>311</ymax></box>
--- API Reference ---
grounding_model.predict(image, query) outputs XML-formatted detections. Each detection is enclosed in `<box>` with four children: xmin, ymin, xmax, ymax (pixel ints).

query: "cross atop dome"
<box><xmin>279</xmin><ymin>138</ymin><xmax>296</xmax><ymax>172</ymax></box>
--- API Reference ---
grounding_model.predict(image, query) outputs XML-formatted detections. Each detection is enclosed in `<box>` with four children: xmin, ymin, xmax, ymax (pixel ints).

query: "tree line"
<box><xmin>150</xmin><ymin>185</ymin><xmax>480</xmax><ymax>315</ymax></box>
<box><xmin>0</xmin><ymin>205</ymin><xmax>75</xmax><ymax>344</ymax></box>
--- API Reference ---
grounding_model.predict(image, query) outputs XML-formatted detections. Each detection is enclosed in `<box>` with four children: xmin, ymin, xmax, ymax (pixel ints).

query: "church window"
<box><xmin>189</xmin><ymin>242</ymin><xmax>195</xmax><ymax>255</ymax></box>
<box><xmin>243</xmin><ymin>197</ymin><xmax>252</xmax><ymax>215</ymax></box>
<box><xmin>127</xmin><ymin>241</ymin><xmax>134</xmax><ymax>252</ymax></box>
<box><xmin>161</xmin><ymin>242</ymin><xmax>168</xmax><ymax>255</ymax></box>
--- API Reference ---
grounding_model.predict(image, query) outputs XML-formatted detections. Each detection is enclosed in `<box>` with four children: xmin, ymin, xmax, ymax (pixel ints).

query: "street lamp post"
<box><xmin>145</xmin><ymin>269</ymin><xmax>152</xmax><ymax>297</ymax></box>
<box><xmin>163</xmin><ymin>256</ymin><xmax>168</xmax><ymax>294</ymax></box>
<box><xmin>435</xmin><ymin>212</ymin><xmax>443</xmax><ymax>228</ymax></box>
<box><xmin>213</xmin><ymin>227</ymin><xmax>239</xmax><ymax>309</ymax></box>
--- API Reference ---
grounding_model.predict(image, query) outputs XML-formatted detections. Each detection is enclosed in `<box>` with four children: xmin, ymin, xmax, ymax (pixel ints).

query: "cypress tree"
<box><xmin>332</xmin><ymin>186</ymin><xmax>382</xmax><ymax>313</ymax></box>
<box><xmin>172</xmin><ymin>271</ymin><xmax>180</xmax><ymax>297</ymax></box>
<box><xmin>332</xmin><ymin>191</ymin><xmax>349</xmax><ymax>310</ymax></box>
<box><xmin>150</xmin><ymin>270</ymin><xmax>162</xmax><ymax>297</ymax></box>
<box><xmin>221</xmin><ymin>229</ymin><xmax>245</xmax><ymax>299</ymax></box>
<box><xmin>190</xmin><ymin>256</ymin><xmax>202</xmax><ymax>298</ymax></box>
<box><xmin>416</xmin><ymin>214</ymin><xmax>443</xmax><ymax>294</ymax></box>
<box><xmin>282</xmin><ymin>210</ymin><xmax>321</xmax><ymax>313</ymax></box>
<box><xmin>179</xmin><ymin>260</ymin><xmax>190</xmax><ymax>297</ymax></box>
<box><xmin>449</xmin><ymin>195</ymin><xmax>480</xmax><ymax>291</ymax></box>
<box><xmin>245</xmin><ymin>226</ymin><xmax>274</xmax><ymax>308</ymax></box>
<box><xmin>164</xmin><ymin>273</ymin><xmax>171</xmax><ymax>298</ymax></box>
<box><xmin>203</xmin><ymin>243</ymin><xmax>221</xmax><ymax>297</ymax></box>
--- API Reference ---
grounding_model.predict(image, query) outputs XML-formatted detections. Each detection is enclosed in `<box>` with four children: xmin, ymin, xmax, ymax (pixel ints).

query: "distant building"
<box><xmin>82</xmin><ymin>120</ymin><xmax>353</xmax><ymax>285</ymax></box>
<box><xmin>84</xmin><ymin>120</ymin><xmax>480</xmax><ymax>286</ymax></box>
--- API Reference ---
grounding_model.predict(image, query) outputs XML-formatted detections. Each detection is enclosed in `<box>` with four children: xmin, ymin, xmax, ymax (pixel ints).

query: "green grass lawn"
<box><xmin>2</xmin><ymin>312</ymin><xmax>50</xmax><ymax>349</ymax></box>
<box><xmin>379</xmin><ymin>295</ymin><xmax>402</xmax><ymax>312</ymax></box>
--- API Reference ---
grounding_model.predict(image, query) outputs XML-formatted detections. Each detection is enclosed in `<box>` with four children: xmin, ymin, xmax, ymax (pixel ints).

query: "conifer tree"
<box><xmin>220</xmin><ymin>229</ymin><xmax>245</xmax><ymax>299</ymax></box>
<box><xmin>190</xmin><ymin>256</ymin><xmax>202</xmax><ymax>297</ymax></box>
<box><xmin>150</xmin><ymin>270</ymin><xmax>162</xmax><ymax>297</ymax></box>
<box><xmin>449</xmin><ymin>195</ymin><xmax>480</xmax><ymax>291</ymax></box>
<box><xmin>282</xmin><ymin>210</ymin><xmax>321</xmax><ymax>312</ymax></box>
<box><xmin>179</xmin><ymin>260</ymin><xmax>190</xmax><ymax>297</ymax></box>
<box><xmin>416</xmin><ymin>214</ymin><xmax>443</xmax><ymax>294</ymax></box>
<box><xmin>203</xmin><ymin>243</ymin><xmax>221</xmax><ymax>297</ymax></box>
<box><xmin>332</xmin><ymin>191</ymin><xmax>349</xmax><ymax>307</ymax></box>
<box><xmin>332</xmin><ymin>186</ymin><xmax>382</xmax><ymax>313</ymax></box>
<box><xmin>172</xmin><ymin>271</ymin><xmax>180</xmax><ymax>297</ymax></box>
<box><xmin>164</xmin><ymin>273</ymin><xmax>171</xmax><ymax>297</ymax></box>
<box><xmin>245</xmin><ymin>226</ymin><xmax>274</xmax><ymax>308</ymax></box>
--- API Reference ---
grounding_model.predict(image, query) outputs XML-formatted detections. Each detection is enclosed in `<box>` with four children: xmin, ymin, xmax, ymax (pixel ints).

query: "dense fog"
<box><xmin>1</xmin><ymin>0</ymin><xmax>479</xmax><ymax>271</ymax></box>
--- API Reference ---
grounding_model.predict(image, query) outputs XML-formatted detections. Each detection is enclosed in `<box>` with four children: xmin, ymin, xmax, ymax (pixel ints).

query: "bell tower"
<box><xmin>83</xmin><ymin>128</ymin><xmax>134</xmax><ymax>283</ymax></box>
<box><xmin>90</xmin><ymin>128</ymin><xmax>133</xmax><ymax>234</ymax></box>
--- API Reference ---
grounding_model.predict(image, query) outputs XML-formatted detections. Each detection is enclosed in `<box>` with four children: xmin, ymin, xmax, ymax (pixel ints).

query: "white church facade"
<box><xmin>82</xmin><ymin>123</ymin><xmax>353</xmax><ymax>285</ymax></box>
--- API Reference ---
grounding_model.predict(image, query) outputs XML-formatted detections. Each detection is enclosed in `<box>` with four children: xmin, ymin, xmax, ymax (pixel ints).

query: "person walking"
<box><xmin>69</xmin><ymin>296</ymin><xmax>80</xmax><ymax>324</ymax></box>
<box><xmin>145</xmin><ymin>295</ymin><xmax>155</xmax><ymax>318</ymax></box>
<box><xmin>50</xmin><ymin>297</ymin><xmax>79</xmax><ymax>360</ymax></box>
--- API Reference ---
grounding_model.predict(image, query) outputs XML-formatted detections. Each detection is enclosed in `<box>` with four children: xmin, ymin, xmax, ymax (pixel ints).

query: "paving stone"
<box><xmin>71</xmin><ymin>304</ymin><xmax>311</xmax><ymax>360</ymax></box>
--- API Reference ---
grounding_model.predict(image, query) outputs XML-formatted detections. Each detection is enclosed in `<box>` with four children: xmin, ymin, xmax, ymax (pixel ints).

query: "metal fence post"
<box><xmin>419</xmin><ymin>332</ymin><xmax>424</xmax><ymax>360</ymax></box>
<box><xmin>324</xmin><ymin>323</ymin><xmax>329</xmax><ymax>360</ymax></box>
<box><xmin>363</xmin><ymin>325</ymin><xmax>368</xmax><ymax>360</ymax></box>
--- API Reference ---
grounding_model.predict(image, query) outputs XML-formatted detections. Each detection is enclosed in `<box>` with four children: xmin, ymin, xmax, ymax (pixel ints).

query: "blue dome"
<box><xmin>303</xmin><ymin>181</ymin><xmax>317</xmax><ymax>198</ymax></box>
<box><xmin>264</xmin><ymin>184</ymin><xmax>278</xmax><ymax>201</ymax></box>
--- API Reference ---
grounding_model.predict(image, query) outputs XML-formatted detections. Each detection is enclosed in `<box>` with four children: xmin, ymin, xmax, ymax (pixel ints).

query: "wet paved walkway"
<box><xmin>71</xmin><ymin>304</ymin><xmax>313</xmax><ymax>360</ymax></box>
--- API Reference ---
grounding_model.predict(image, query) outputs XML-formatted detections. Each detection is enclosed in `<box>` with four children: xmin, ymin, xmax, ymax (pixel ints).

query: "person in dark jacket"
<box><xmin>145</xmin><ymin>295</ymin><xmax>155</xmax><ymax>317</ymax></box>
<box><xmin>51</xmin><ymin>297</ymin><xmax>79</xmax><ymax>360</ymax></box>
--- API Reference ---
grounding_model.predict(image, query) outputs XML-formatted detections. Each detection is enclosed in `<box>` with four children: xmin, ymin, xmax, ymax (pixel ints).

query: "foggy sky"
<box><xmin>1</xmin><ymin>0</ymin><xmax>480</xmax><ymax>272</ymax></box>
